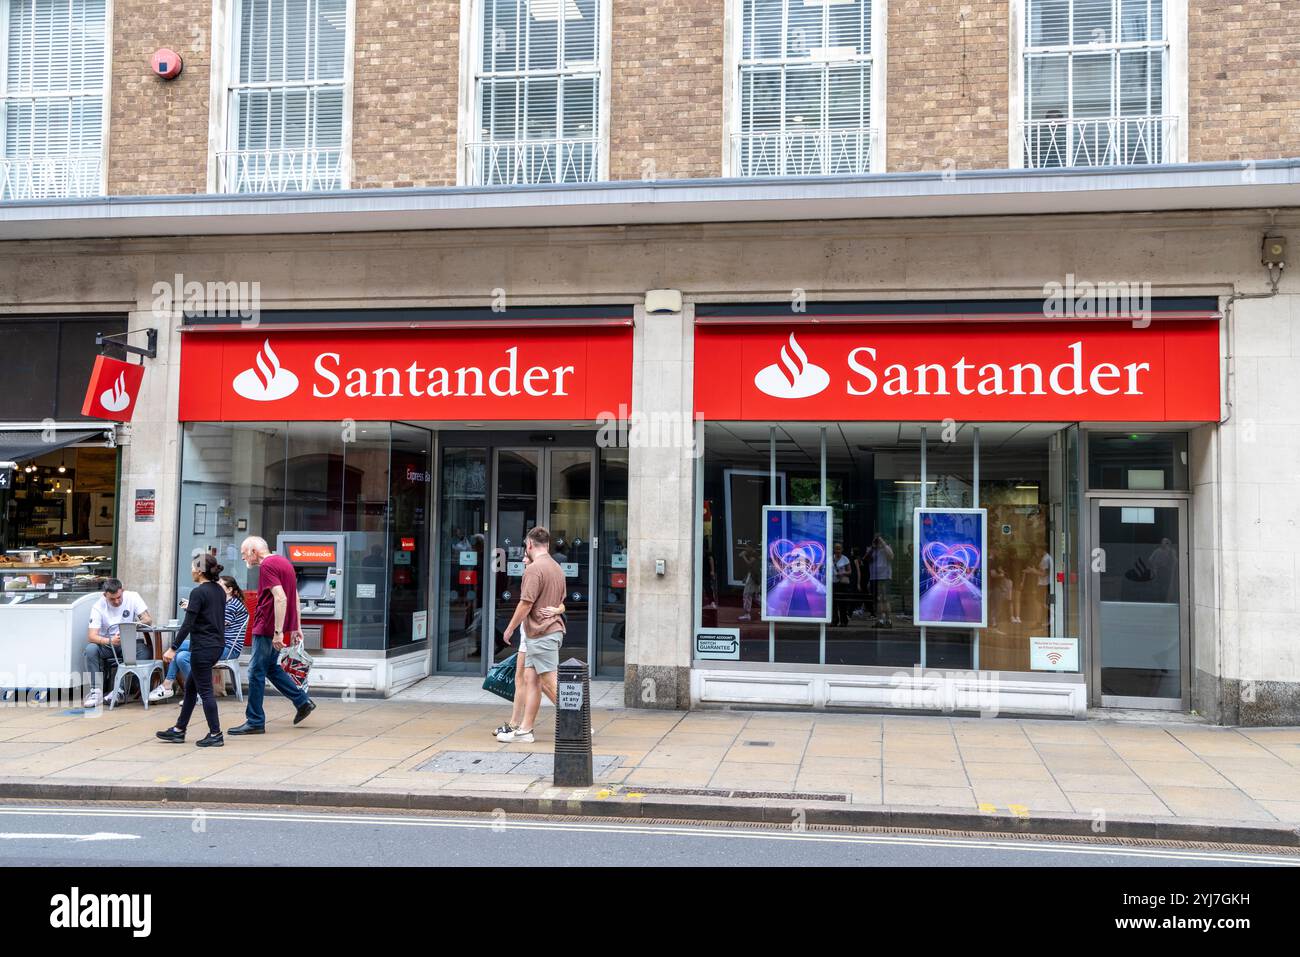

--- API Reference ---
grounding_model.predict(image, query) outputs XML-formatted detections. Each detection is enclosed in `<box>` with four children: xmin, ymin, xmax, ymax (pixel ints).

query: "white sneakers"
<box><xmin>83</xmin><ymin>689</ymin><xmax>123</xmax><ymax>708</ymax></box>
<box><xmin>496</xmin><ymin>727</ymin><xmax>535</xmax><ymax>743</ymax></box>
<box><xmin>148</xmin><ymin>685</ymin><xmax>176</xmax><ymax>702</ymax></box>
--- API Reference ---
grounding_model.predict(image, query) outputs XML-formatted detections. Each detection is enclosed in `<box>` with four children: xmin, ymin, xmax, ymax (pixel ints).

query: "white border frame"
<box><xmin>457</xmin><ymin>0</ymin><xmax>613</xmax><ymax>186</ymax></box>
<box><xmin>206</xmin><ymin>0</ymin><xmax>355</xmax><ymax>193</ymax></box>
<box><xmin>913</xmin><ymin>505</ymin><xmax>989</xmax><ymax>630</ymax></box>
<box><xmin>721</xmin><ymin>0</ymin><xmax>887</xmax><ymax>177</ymax></box>
<box><xmin>1007</xmin><ymin>0</ymin><xmax>1188</xmax><ymax>169</ymax></box>
<box><xmin>760</xmin><ymin>503</ymin><xmax>833</xmax><ymax>625</ymax></box>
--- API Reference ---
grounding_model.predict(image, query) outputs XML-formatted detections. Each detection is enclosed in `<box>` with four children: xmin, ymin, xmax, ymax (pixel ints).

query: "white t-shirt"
<box><xmin>89</xmin><ymin>591</ymin><xmax>149</xmax><ymax>639</ymax></box>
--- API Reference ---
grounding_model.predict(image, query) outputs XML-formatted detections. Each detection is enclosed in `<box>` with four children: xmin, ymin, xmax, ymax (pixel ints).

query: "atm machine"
<box><xmin>276</xmin><ymin>533</ymin><xmax>346</xmax><ymax>650</ymax></box>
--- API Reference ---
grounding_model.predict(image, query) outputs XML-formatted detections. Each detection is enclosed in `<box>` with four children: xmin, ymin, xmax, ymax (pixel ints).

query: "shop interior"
<box><xmin>698</xmin><ymin>422</ymin><xmax>1080</xmax><ymax>673</ymax></box>
<box><xmin>0</xmin><ymin>444</ymin><xmax>118</xmax><ymax>596</ymax></box>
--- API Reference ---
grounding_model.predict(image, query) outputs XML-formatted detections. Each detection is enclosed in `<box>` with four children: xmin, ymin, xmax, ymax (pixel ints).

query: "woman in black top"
<box><xmin>156</xmin><ymin>554</ymin><xmax>227</xmax><ymax>747</ymax></box>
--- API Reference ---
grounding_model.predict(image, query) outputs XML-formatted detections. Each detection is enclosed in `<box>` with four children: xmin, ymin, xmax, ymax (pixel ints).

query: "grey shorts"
<box><xmin>522</xmin><ymin>634</ymin><xmax>562</xmax><ymax>675</ymax></box>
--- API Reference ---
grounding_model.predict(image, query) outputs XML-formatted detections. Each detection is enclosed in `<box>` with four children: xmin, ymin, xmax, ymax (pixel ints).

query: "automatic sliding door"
<box><xmin>547</xmin><ymin>449</ymin><xmax>595</xmax><ymax>664</ymax></box>
<box><xmin>491</xmin><ymin>449</ymin><xmax>540</xmax><ymax>664</ymax></box>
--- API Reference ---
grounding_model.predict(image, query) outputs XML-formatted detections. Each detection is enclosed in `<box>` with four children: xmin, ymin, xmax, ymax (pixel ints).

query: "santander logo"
<box><xmin>233</xmin><ymin>339</ymin><xmax>299</xmax><ymax>401</ymax></box>
<box><xmin>754</xmin><ymin>333</ymin><xmax>830</xmax><ymax>399</ymax></box>
<box><xmin>99</xmin><ymin>371</ymin><xmax>131</xmax><ymax>413</ymax></box>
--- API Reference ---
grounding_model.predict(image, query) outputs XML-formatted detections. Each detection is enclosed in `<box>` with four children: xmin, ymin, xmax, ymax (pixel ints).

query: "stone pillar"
<box><xmin>623</xmin><ymin>301</ymin><xmax>695</xmax><ymax>709</ymax></box>
<box><xmin>114</xmin><ymin>296</ymin><xmax>183</xmax><ymax>619</ymax></box>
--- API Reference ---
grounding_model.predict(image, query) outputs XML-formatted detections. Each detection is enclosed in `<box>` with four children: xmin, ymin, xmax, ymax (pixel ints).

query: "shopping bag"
<box><xmin>482</xmin><ymin>653</ymin><xmax>517</xmax><ymax>702</ymax></box>
<box><xmin>278</xmin><ymin>639</ymin><xmax>314</xmax><ymax>692</ymax></box>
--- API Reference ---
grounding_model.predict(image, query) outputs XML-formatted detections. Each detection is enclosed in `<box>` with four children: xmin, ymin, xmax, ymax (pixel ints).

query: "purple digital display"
<box><xmin>914</xmin><ymin>508</ymin><xmax>987</xmax><ymax>628</ymax></box>
<box><xmin>761</xmin><ymin>506</ymin><xmax>831</xmax><ymax>623</ymax></box>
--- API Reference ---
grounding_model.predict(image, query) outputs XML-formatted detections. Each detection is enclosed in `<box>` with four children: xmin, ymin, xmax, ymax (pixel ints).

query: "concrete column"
<box><xmin>624</xmin><ymin>301</ymin><xmax>695</xmax><ymax>708</ymax></box>
<box><xmin>114</xmin><ymin>295</ymin><xmax>183</xmax><ymax>619</ymax></box>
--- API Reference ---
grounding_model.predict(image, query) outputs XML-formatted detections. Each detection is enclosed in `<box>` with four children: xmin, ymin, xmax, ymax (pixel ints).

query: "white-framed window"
<box><xmin>0</xmin><ymin>0</ymin><xmax>108</xmax><ymax>200</ymax></box>
<box><xmin>728</xmin><ymin>0</ymin><xmax>885</xmax><ymax>178</ymax></box>
<box><xmin>217</xmin><ymin>0</ymin><xmax>351</xmax><ymax>193</ymax></box>
<box><xmin>1015</xmin><ymin>0</ymin><xmax>1185</xmax><ymax>168</ymax></box>
<box><xmin>462</xmin><ymin>0</ymin><xmax>609</xmax><ymax>186</ymax></box>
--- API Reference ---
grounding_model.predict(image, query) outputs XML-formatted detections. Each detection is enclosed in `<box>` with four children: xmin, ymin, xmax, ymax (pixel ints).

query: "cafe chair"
<box><xmin>213</xmin><ymin>658</ymin><xmax>243</xmax><ymax>702</ymax></box>
<box><xmin>108</xmin><ymin>622</ymin><xmax>164</xmax><ymax>711</ymax></box>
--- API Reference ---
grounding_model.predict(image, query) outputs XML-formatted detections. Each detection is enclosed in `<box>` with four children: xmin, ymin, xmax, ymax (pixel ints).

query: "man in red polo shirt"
<box><xmin>227</xmin><ymin>535</ymin><xmax>315</xmax><ymax>734</ymax></box>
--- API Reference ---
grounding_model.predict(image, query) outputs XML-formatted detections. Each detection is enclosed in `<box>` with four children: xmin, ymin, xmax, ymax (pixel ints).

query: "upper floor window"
<box><xmin>733</xmin><ymin>0</ymin><xmax>880</xmax><ymax>177</ymax></box>
<box><xmin>467</xmin><ymin>0</ymin><xmax>605</xmax><ymax>186</ymax></box>
<box><xmin>0</xmin><ymin>0</ymin><xmax>107</xmax><ymax>200</ymax></box>
<box><xmin>220</xmin><ymin>0</ymin><xmax>348</xmax><ymax>193</ymax></box>
<box><xmin>1021</xmin><ymin>0</ymin><xmax>1172</xmax><ymax>168</ymax></box>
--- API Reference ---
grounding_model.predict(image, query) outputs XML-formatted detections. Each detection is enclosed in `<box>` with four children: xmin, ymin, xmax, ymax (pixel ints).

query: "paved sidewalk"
<box><xmin>1</xmin><ymin>694</ymin><xmax>1298</xmax><ymax>842</ymax></box>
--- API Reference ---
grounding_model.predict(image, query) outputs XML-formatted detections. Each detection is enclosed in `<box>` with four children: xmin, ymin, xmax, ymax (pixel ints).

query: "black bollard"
<box><xmin>553</xmin><ymin>657</ymin><xmax>593</xmax><ymax>787</ymax></box>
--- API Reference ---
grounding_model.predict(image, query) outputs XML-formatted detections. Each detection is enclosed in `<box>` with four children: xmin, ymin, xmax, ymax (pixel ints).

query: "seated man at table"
<box><xmin>82</xmin><ymin>578</ymin><xmax>154</xmax><ymax>708</ymax></box>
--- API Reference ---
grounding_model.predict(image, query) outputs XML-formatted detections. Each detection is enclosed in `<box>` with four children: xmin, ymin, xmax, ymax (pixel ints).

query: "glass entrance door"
<box><xmin>491</xmin><ymin>449</ymin><xmax>540</xmax><ymax>663</ymax></box>
<box><xmin>437</xmin><ymin>438</ymin><xmax>601</xmax><ymax>675</ymax></box>
<box><xmin>546</xmin><ymin>449</ymin><xmax>595</xmax><ymax>663</ymax></box>
<box><xmin>1089</xmin><ymin>499</ymin><xmax>1189</xmax><ymax>709</ymax></box>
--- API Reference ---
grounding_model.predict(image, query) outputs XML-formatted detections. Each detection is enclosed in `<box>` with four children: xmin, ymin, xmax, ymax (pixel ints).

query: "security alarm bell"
<box><xmin>150</xmin><ymin>48</ymin><xmax>183</xmax><ymax>80</ymax></box>
<box><xmin>1262</xmin><ymin>235</ymin><xmax>1287</xmax><ymax>268</ymax></box>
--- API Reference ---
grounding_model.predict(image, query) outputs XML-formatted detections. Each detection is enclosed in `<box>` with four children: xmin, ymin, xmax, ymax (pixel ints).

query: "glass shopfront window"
<box><xmin>698</xmin><ymin>422</ymin><xmax>1082</xmax><ymax>674</ymax></box>
<box><xmin>177</xmin><ymin>421</ymin><xmax>432</xmax><ymax>653</ymax></box>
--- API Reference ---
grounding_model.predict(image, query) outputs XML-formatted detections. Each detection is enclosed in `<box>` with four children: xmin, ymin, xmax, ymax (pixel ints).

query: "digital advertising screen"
<box><xmin>761</xmin><ymin>505</ymin><xmax>832</xmax><ymax>624</ymax></box>
<box><xmin>914</xmin><ymin>507</ymin><xmax>988</xmax><ymax>628</ymax></box>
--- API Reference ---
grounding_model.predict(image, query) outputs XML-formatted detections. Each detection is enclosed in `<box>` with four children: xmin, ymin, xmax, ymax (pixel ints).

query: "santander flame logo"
<box><xmin>232</xmin><ymin>339</ymin><xmax>300</xmax><ymax>401</ymax></box>
<box><xmin>99</xmin><ymin>371</ymin><xmax>131</xmax><ymax>413</ymax></box>
<box><xmin>753</xmin><ymin>333</ymin><xmax>830</xmax><ymax>399</ymax></box>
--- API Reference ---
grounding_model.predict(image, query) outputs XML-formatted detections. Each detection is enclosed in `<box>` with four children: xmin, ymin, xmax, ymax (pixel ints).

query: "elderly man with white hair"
<box><xmin>226</xmin><ymin>535</ymin><xmax>316</xmax><ymax>735</ymax></box>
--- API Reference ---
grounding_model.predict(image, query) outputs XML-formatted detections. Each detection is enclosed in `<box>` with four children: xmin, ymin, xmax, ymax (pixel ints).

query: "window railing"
<box><xmin>218</xmin><ymin>147</ymin><xmax>344</xmax><ymax>193</ymax></box>
<box><xmin>732</xmin><ymin>128</ymin><xmax>876</xmax><ymax>178</ymax></box>
<box><xmin>0</xmin><ymin>153</ymin><xmax>103</xmax><ymax>200</ymax></box>
<box><xmin>1019</xmin><ymin>115</ymin><xmax>1177</xmax><ymax>169</ymax></box>
<box><xmin>466</xmin><ymin>138</ymin><xmax>599</xmax><ymax>186</ymax></box>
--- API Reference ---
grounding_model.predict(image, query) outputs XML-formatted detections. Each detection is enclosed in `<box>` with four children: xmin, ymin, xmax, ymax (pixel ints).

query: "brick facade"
<box><xmin>608</xmin><ymin>0</ymin><xmax>725</xmax><ymax>181</ymax></box>
<box><xmin>886</xmin><ymin>0</ymin><xmax>1010</xmax><ymax>173</ymax></box>
<box><xmin>84</xmin><ymin>1</ymin><xmax>1300</xmax><ymax>195</ymax></box>
<box><xmin>1188</xmin><ymin>0</ymin><xmax>1300</xmax><ymax>161</ymax></box>
<box><xmin>106</xmin><ymin>2</ymin><xmax>211</xmax><ymax>195</ymax></box>
<box><xmin>350</xmin><ymin>1</ymin><xmax>460</xmax><ymax>188</ymax></box>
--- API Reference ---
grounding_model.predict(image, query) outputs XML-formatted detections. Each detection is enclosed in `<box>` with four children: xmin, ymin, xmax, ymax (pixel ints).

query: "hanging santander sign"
<box><xmin>695</xmin><ymin>321</ymin><xmax>1220</xmax><ymax>421</ymax></box>
<box><xmin>179</xmin><ymin>328</ymin><xmax>633</xmax><ymax>421</ymax></box>
<box><xmin>82</xmin><ymin>355</ymin><xmax>147</xmax><ymax>422</ymax></box>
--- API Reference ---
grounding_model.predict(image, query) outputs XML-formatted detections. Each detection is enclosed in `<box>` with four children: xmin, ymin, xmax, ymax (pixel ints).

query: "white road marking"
<box><xmin>0</xmin><ymin>831</ymin><xmax>140</xmax><ymax>842</ymax></box>
<box><xmin>0</xmin><ymin>806</ymin><xmax>1284</xmax><ymax>868</ymax></box>
<box><xmin>0</xmin><ymin>805</ymin><xmax>1292</xmax><ymax>864</ymax></box>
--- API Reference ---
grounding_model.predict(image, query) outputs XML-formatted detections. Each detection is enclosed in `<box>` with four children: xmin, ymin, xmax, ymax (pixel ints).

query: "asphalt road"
<box><xmin>0</xmin><ymin>803</ymin><xmax>1294</xmax><ymax>867</ymax></box>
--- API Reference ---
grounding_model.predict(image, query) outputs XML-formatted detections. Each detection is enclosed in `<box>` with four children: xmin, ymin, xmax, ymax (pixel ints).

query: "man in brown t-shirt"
<box><xmin>497</xmin><ymin>526</ymin><xmax>566</xmax><ymax>743</ymax></box>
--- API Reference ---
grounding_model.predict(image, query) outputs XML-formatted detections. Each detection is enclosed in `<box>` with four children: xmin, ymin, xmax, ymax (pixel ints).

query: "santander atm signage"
<box><xmin>180</xmin><ymin>328</ymin><xmax>632</xmax><ymax>421</ymax></box>
<box><xmin>698</xmin><ymin>321</ymin><xmax>1220</xmax><ymax>422</ymax></box>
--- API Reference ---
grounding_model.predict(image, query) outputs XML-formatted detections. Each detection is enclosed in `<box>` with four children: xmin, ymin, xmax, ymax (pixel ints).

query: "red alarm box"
<box><xmin>459</xmin><ymin>569</ymin><xmax>478</xmax><ymax>585</ymax></box>
<box><xmin>610</xmin><ymin>572</ymin><xmax>626</xmax><ymax>589</ymax></box>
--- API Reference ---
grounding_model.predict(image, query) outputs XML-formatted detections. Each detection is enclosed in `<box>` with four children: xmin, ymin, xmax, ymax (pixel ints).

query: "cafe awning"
<box><xmin>0</xmin><ymin>428</ymin><xmax>111</xmax><ymax>467</ymax></box>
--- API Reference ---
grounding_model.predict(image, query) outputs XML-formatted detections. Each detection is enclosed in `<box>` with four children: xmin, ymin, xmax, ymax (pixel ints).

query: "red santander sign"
<box><xmin>695</xmin><ymin>321</ymin><xmax>1220</xmax><ymax>421</ymax></box>
<box><xmin>180</xmin><ymin>327</ymin><xmax>632</xmax><ymax>421</ymax></box>
<box><xmin>82</xmin><ymin>355</ymin><xmax>146</xmax><ymax>422</ymax></box>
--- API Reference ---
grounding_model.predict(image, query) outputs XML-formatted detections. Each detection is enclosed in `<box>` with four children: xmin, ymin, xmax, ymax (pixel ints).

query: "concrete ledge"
<box><xmin>3</xmin><ymin>778</ymin><xmax>1296</xmax><ymax>850</ymax></box>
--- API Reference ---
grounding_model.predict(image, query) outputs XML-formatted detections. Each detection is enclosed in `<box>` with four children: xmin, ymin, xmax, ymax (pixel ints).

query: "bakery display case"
<box><xmin>0</xmin><ymin>589</ymin><xmax>99</xmax><ymax>702</ymax></box>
